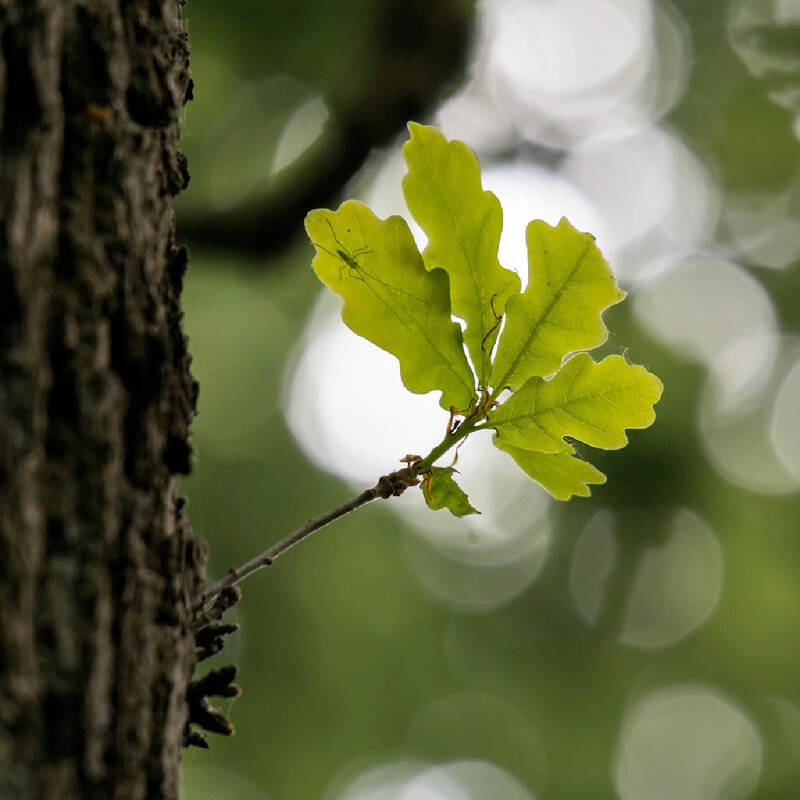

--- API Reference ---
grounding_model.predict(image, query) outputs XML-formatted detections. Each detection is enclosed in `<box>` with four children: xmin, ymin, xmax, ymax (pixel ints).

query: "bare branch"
<box><xmin>196</xmin><ymin>467</ymin><xmax>419</xmax><ymax>609</ymax></box>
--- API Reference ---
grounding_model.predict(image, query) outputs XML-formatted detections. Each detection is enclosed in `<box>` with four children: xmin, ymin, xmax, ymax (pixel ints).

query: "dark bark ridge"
<box><xmin>0</xmin><ymin>2</ymin><xmax>203</xmax><ymax>799</ymax></box>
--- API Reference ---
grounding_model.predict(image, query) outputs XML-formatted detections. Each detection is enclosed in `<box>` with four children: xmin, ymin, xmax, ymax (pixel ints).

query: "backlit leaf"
<box><xmin>307</xmin><ymin>125</ymin><xmax>663</xmax><ymax>508</ymax></box>
<box><xmin>490</xmin><ymin>218</ymin><xmax>625</xmax><ymax>392</ymax></box>
<box><xmin>402</xmin><ymin>123</ymin><xmax>521</xmax><ymax>388</ymax></box>
<box><xmin>305</xmin><ymin>200</ymin><xmax>476</xmax><ymax>410</ymax></box>
<box><xmin>422</xmin><ymin>467</ymin><xmax>479</xmax><ymax>516</ymax></box>
<box><xmin>487</xmin><ymin>353</ymin><xmax>663</xmax><ymax>453</ymax></box>
<box><xmin>493</xmin><ymin>437</ymin><xmax>606</xmax><ymax>501</ymax></box>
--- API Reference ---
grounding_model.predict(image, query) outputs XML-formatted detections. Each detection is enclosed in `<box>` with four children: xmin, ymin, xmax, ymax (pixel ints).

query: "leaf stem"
<box><xmin>415</xmin><ymin>418</ymin><xmax>477</xmax><ymax>474</ymax></box>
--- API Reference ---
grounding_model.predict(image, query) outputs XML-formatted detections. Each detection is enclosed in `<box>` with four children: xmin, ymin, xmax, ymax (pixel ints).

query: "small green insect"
<box><xmin>316</xmin><ymin>220</ymin><xmax>373</xmax><ymax>281</ymax></box>
<box><xmin>313</xmin><ymin>218</ymin><xmax>427</xmax><ymax>305</ymax></box>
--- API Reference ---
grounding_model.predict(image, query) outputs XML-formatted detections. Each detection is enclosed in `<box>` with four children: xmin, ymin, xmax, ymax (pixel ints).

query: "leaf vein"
<box><xmin>494</xmin><ymin>235</ymin><xmax>594</xmax><ymax>389</ymax></box>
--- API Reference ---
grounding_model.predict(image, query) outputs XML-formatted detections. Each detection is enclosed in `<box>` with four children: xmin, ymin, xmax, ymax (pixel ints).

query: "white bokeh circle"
<box><xmin>615</xmin><ymin>685</ymin><xmax>762</xmax><ymax>800</ymax></box>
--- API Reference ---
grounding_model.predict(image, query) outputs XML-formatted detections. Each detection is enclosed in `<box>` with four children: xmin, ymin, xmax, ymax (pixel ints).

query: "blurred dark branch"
<box><xmin>176</xmin><ymin>115</ymin><xmax>381</xmax><ymax>255</ymax></box>
<box><xmin>177</xmin><ymin>0</ymin><xmax>475</xmax><ymax>258</ymax></box>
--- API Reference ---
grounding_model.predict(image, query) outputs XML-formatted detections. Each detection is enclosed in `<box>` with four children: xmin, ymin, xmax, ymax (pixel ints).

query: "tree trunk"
<box><xmin>0</xmin><ymin>2</ymin><xmax>204</xmax><ymax>798</ymax></box>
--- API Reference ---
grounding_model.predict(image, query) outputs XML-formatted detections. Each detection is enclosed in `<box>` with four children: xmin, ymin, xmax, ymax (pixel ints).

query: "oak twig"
<box><xmin>195</xmin><ymin>411</ymin><xmax>482</xmax><ymax>610</ymax></box>
<box><xmin>196</xmin><ymin>466</ymin><xmax>420</xmax><ymax>610</ymax></box>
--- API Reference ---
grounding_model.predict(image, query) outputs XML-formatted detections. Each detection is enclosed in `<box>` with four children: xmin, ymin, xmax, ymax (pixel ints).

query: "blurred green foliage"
<box><xmin>179</xmin><ymin>0</ymin><xmax>800</xmax><ymax>798</ymax></box>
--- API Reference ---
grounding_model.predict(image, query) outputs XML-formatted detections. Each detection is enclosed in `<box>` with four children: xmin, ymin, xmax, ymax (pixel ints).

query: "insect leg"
<box><xmin>326</xmin><ymin>219</ymin><xmax>351</xmax><ymax>251</ymax></box>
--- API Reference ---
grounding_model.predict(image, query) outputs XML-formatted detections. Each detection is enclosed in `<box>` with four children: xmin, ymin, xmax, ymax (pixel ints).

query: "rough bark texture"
<box><xmin>0</xmin><ymin>2</ymin><xmax>204</xmax><ymax>798</ymax></box>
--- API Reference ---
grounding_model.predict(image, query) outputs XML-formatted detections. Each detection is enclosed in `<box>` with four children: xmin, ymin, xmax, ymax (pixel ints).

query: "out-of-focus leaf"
<box><xmin>402</xmin><ymin>123</ymin><xmax>521</xmax><ymax>387</ymax></box>
<box><xmin>305</xmin><ymin>200</ymin><xmax>476</xmax><ymax>410</ymax></box>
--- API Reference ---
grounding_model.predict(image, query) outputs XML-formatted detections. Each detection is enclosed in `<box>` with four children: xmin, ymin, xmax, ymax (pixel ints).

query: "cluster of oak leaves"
<box><xmin>305</xmin><ymin>123</ymin><xmax>662</xmax><ymax>516</ymax></box>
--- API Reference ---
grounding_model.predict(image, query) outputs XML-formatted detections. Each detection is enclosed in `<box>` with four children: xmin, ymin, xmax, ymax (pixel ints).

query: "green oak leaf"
<box><xmin>493</xmin><ymin>437</ymin><xmax>606</xmax><ymax>501</ymax></box>
<box><xmin>422</xmin><ymin>467</ymin><xmax>479</xmax><ymax>516</ymax></box>
<box><xmin>305</xmin><ymin>200</ymin><xmax>476</xmax><ymax>411</ymax></box>
<box><xmin>306</xmin><ymin>125</ymin><xmax>663</xmax><ymax>507</ymax></box>
<box><xmin>402</xmin><ymin>123</ymin><xmax>521</xmax><ymax>388</ymax></box>
<box><xmin>487</xmin><ymin>353</ymin><xmax>663</xmax><ymax>453</ymax></box>
<box><xmin>490</xmin><ymin>218</ymin><xmax>626</xmax><ymax>393</ymax></box>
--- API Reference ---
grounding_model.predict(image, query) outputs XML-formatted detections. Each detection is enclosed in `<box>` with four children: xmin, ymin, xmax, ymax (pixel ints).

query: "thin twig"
<box><xmin>195</xmin><ymin>415</ymin><xmax>482</xmax><ymax>611</ymax></box>
<box><xmin>195</xmin><ymin>467</ymin><xmax>419</xmax><ymax>610</ymax></box>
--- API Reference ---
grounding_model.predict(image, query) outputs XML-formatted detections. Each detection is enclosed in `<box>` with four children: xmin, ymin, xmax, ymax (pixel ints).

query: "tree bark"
<box><xmin>0</xmin><ymin>2</ymin><xmax>203</xmax><ymax>798</ymax></box>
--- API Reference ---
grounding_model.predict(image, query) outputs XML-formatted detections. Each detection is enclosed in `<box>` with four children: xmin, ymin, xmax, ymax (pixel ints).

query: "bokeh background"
<box><xmin>177</xmin><ymin>1</ymin><xmax>800</xmax><ymax>798</ymax></box>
